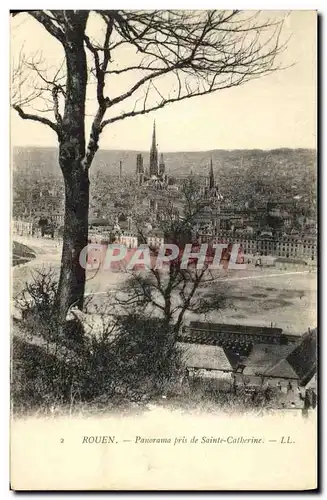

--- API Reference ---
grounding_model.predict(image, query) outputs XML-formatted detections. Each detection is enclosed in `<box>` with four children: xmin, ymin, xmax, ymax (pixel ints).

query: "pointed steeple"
<box><xmin>209</xmin><ymin>158</ymin><xmax>214</xmax><ymax>190</ymax></box>
<box><xmin>149</xmin><ymin>120</ymin><xmax>158</xmax><ymax>176</ymax></box>
<box><xmin>152</xmin><ymin>120</ymin><xmax>156</xmax><ymax>149</ymax></box>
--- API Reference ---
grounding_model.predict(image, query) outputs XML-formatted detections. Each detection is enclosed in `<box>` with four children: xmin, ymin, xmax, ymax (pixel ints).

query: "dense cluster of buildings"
<box><xmin>13</xmin><ymin>125</ymin><xmax>318</xmax><ymax>409</ymax></box>
<box><xmin>13</xmin><ymin>122</ymin><xmax>317</xmax><ymax>265</ymax></box>
<box><xmin>12</xmin><ymin>175</ymin><xmax>64</xmax><ymax>224</ymax></box>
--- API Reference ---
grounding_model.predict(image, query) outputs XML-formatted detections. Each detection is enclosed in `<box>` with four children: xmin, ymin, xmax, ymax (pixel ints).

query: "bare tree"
<box><xmin>11</xmin><ymin>10</ymin><xmax>287</xmax><ymax>328</ymax></box>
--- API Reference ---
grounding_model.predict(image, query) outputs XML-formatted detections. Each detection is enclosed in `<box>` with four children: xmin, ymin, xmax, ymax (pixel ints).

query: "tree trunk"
<box><xmin>56</xmin><ymin>166</ymin><xmax>89</xmax><ymax>323</ymax></box>
<box><xmin>163</xmin><ymin>296</ymin><xmax>172</xmax><ymax>326</ymax></box>
<box><xmin>55</xmin><ymin>18</ymin><xmax>89</xmax><ymax>326</ymax></box>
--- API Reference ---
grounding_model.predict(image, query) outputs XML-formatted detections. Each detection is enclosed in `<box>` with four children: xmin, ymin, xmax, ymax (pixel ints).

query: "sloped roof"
<box><xmin>188</xmin><ymin>322</ymin><xmax>283</xmax><ymax>336</ymax></box>
<box><xmin>264</xmin><ymin>359</ymin><xmax>299</xmax><ymax>379</ymax></box>
<box><xmin>223</xmin><ymin>349</ymin><xmax>241</xmax><ymax>370</ymax></box>
<box><xmin>305</xmin><ymin>374</ymin><xmax>317</xmax><ymax>391</ymax></box>
<box><xmin>89</xmin><ymin>218</ymin><xmax>112</xmax><ymax>226</ymax></box>
<box><xmin>181</xmin><ymin>322</ymin><xmax>283</xmax><ymax>346</ymax></box>
<box><xmin>248</xmin><ymin>329</ymin><xmax>318</xmax><ymax>381</ymax></box>
<box><xmin>177</xmin><ymin>342</ymin><xmax>233</xmax><ymax>371</ymax></box>
<box><xmin>243</xmin><ymin>344</ymin><xmax>295</xmax><ymax>376</ymax></box>
<box><xmin>286</xmin><ymin>328</ymin><xmax>317</xmax><ymax>383</ymax></box>
<box><xmin>189</xmin><ymin>369</ymin><xmax>232</xmax><ymax>381</ymax></box>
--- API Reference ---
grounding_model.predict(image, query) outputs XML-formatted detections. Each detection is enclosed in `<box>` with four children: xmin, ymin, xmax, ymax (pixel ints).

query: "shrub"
<box><xmin>12</xmin><ymin>270</ymin><xmax>186</xmax><ymax>413</ymax></box>
<box><xmin>14</xmin><ymin>266</ymin><xmax>59</xmax><ymax>340</ymax></box>
<box><xmin>109</xmin><ymin>314</ymin><xmax>185</xmax><ymax>399</ymax></box>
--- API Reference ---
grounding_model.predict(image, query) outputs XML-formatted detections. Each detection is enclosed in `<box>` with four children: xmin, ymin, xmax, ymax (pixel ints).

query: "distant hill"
<box><xmin>12</xmin><ymin>146</ymin><xmax>316</xmax><ymax>179</ymax></box>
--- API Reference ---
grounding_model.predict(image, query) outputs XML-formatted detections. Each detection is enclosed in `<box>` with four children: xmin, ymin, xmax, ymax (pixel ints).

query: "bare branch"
<box><xmin>28</xmin><ymin>11</ymin><xmax>65</xmax><ymax>42</ymax></box>
<box><xmin>96</xmin><ymin>10</ymin><xmax>286</xmax><ymax>131</ymax></box>
<box><xmin>83</xmin><ymin>15</ymin><xmax>115</xmax><ymax>169</ymax></box>
<box><xmin>13</xmin><ymin>9</ymin><xmax>288</xmax><ymax>171</ymax></box>
<box><xmin>12</xmin><ymin>104</ymin><xmax>59</xmax><ymax>134</ymax></box>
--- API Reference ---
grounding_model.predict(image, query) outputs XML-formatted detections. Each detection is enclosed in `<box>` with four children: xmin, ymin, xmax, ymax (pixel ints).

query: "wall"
<box><xmin>12</xmin><ymin>220</ymin><xmax>33</xmax><ymax>236</ymax></box>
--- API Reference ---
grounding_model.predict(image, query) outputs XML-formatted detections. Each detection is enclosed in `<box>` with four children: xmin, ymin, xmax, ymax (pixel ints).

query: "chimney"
<box><xmin>119</xmin><ymin>160</ymin><xmax>123</xmax><ymax>179</ymax></box>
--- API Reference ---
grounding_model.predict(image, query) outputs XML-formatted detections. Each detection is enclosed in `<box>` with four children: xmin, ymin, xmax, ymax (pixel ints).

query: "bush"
<box><xmin>14</xmin><ymin>266</ymin><xmax>59</xmax><ymax>340</ymax></box>
<box><xmin>15</xmin><ymin>270</ymin><xmax>288</xmax><ymax>415</ymax></box>
<box><xmin>12</xmin><ymin>269</ymin><xmax>293</xmax><ymax>415</ymax></box>
<box><xmin>12</xmin><ymin>269</ymin><xmax>186</xmax><ymax>413</ymax></box>
<box><xmin>108</xmin><ymin>314</ymin><xmax>185</xmax><ymax>399</ymax></box>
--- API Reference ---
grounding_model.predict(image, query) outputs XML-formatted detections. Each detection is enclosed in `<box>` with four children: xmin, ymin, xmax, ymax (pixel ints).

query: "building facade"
<box><xmin>198</xmin><ymin>231</ymin><xmax>317</xmax><ymax>262</ymax></box>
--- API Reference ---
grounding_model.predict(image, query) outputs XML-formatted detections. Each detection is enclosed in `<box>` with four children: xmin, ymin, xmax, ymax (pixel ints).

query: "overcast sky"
<box><xmin>10</xmin><ymin>10</ymin><xmax>316</xmax><ymax>151</ymax></box>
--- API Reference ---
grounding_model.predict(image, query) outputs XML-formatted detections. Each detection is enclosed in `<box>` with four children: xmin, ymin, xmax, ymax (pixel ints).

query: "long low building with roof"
<box><xmin>179</xmin><ymin>321</ymin><xmax>300</xmax><ymax>350</ymax></box>
<box><xmin>177</xmin><ymin>342</ymin><xmax>234</xmax><ymax>392</ymax></box>
<box><xmin>177</xmin><ymin>323</ymin><xmax>317</xmax><ymax>401</ymax></box>
<box><xmin>235</xmin><ymin>328</ymin><xmax>317</xmax><ymax>395</ymax></box>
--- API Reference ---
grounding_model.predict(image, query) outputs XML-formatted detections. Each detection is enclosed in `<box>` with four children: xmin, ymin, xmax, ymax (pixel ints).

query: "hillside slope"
<box><xmin>12</xmin><ymin>146</ymin><xmax>316</xmax><ymax>178</ymax></box>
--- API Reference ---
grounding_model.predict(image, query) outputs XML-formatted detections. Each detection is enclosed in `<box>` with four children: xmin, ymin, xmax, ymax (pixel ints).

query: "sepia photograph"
<box><xmin>9</xmin><ymin>7</ymin><xmax>317</xmax><ymax>491</ymax></box>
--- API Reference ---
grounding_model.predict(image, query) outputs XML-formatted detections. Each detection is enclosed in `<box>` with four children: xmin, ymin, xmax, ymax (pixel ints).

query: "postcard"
<box><xmin>10</xmin><ymin>9</ymin><xmax>317</xmax><ymax>491</ymax></box>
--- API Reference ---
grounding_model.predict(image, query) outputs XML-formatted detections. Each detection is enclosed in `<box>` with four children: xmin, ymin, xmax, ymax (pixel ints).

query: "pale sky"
<box><xmin>10</xmin><ymin>10</ymin><xmax>316</xmax><ymax>151</ymax></box>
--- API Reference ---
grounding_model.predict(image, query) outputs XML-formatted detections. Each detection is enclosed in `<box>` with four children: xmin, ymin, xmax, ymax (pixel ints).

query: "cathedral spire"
<box><xmin>152</xmin><ymin>120</ymin><xmax>156</xmax><ymax>149</ymax></box>
<box><xmin>209</xmin><ymin>158</ymin><xmax>214</xmax><ymax>190</ymax></box>
<box><xmin>150</xmin><ymin>120</ymin><xmax>158</xmax><ymax>176</ymax></box>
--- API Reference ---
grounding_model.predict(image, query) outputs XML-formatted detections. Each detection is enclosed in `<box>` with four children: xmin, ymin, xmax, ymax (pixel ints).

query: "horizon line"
<box><xmin>12</xmin><ymin>145</ymin><xmax>316</xmax><ymax>153</ymax></box>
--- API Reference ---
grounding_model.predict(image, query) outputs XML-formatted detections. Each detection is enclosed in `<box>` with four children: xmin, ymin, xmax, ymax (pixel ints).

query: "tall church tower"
<box><xmin>136</xmin><ymin>153</ymin><xmax>144</xmax><ymax>185</ymax></box>
<box><xmin>149</xmin><ymin>121</ymin><xmax>158</xmax><ymax>176</ymax></box>
<box><xmin>159</xmin><ymin>153</ymin><xmax>165</xmax><ymax>176</ymax></box>
<box><xmin>136</xmin><ymin>153</ymin><xmax>144</xmax><ymax>174</ymax></box>
<box><xmin>209</xmin><ymin>158</ymin><xmax>215</xmax><ymax>190</ymax></box>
